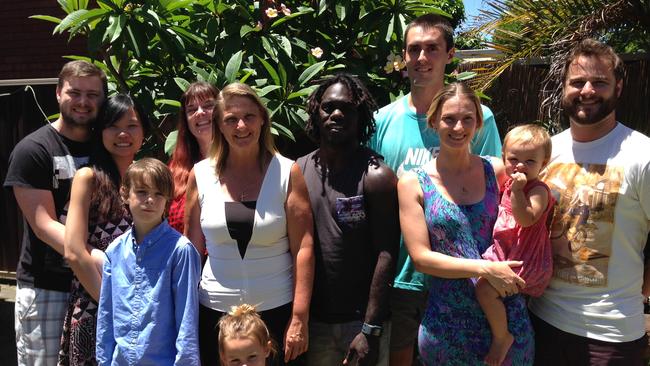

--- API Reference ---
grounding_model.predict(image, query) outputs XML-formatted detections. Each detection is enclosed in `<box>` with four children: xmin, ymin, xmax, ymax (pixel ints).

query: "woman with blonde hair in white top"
<box><xmin>185</xmin><ymin>82</ymin><xmax>314</xmax><ymax>365</ymax></box>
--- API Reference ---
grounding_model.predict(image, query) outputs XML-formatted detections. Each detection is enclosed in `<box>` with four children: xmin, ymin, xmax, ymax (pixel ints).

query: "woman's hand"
<box><xmin>284</xmin><ymin>315</ymin><xmax>308</xmax><ymax>362</ymax></box>
<box><xmin>481</xmin><ymin>260</ymin><xmax>526</xmax><ymax>298</ymax></box>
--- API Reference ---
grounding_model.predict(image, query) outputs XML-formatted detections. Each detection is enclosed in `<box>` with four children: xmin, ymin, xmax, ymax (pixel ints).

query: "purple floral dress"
<box><xmin>415</xmin><ymin>158</ymin><xmax>534</xmax><ymax>365</ymax></box>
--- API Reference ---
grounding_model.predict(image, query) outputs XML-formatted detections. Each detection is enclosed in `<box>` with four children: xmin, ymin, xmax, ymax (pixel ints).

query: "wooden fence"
<box><xmin>460</xmin><ymin>54</ymin><xmax>650</xmax><ymax>137</ymax></box>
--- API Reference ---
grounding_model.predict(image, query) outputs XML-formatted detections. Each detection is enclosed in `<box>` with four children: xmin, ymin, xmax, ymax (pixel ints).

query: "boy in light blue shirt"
<box><xmin>97</xmin><ymin>158</ymin><xmax>201</xmax><ymax>366</ymax></box>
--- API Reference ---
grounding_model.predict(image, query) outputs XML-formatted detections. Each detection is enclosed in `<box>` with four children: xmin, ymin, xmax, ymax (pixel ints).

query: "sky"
<box><xmin>461</xmin><ymin>0</ymin><xmax>484</xmax><ymax>29</ymax></box>
<box><xmin>464</xmin><ymin>0</ymin><xmax>483</xmax><ymax>18</ymax></box>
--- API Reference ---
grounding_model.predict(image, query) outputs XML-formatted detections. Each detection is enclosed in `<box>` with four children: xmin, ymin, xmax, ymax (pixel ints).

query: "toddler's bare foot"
<box><xmin>484</xmin><ymin>332</ymin><xmax>514</xmax><ymax>366</ymax></box>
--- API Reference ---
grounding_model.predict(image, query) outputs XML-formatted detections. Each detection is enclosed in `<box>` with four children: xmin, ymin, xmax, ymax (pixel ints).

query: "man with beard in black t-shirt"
<box><xmin>4</xmin><ymin>60</ymin><xmax>106</xmax><ymax>365</ymax></box>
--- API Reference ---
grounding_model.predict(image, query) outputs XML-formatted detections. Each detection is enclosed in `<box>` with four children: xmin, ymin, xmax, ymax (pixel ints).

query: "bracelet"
<box><xmin>361</xmin><ymin>323</ymin><xmax>383</xmax><ymax>337</ymax></box>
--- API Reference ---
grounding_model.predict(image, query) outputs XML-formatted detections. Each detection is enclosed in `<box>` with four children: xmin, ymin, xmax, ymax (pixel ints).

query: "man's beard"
<box><xmin>60</xmin><ymin>109</ymin><xmax>96</xmax><ymax>128</ymax></box>
<box><xmin>561</xmin><ymin>94</ymin><xmax>617</xmax><ymax>125</ymax></box>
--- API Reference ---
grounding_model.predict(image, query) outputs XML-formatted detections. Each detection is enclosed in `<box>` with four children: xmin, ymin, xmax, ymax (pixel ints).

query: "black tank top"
<box><xmin>225</xmin><ymin>201</ymin><xmax>256</xmax><ymax>259</ymax></box>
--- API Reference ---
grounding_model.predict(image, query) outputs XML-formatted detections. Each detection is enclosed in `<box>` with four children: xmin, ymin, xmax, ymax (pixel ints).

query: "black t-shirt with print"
<box><xmin>297</xmin><ymin>147</ymin><xmax>381</xmax><ymax>323</ymax></box>
<box><xmin>4</xmin><ymin>124</ymin><xmax>91</xmax><ymax>292</ymax></box>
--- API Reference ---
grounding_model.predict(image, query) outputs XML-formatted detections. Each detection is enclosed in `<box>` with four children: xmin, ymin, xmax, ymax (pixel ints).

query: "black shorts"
<box><xmin>531</xmin><ymin>312</ymin><xmax>647</xmax><ymax>366</ymax></box>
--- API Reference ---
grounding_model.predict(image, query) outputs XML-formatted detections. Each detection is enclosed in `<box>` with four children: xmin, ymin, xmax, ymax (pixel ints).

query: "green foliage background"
<box><xmin>33</xmin><ymin>0</ymin><xmax>468</xmax><ymax>155</ymax></box>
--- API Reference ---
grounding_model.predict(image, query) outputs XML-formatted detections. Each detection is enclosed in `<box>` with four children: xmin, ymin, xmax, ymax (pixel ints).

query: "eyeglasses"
<box><xmin>186</xmin><ymin>100</ymin><xmax>216</xmax><ymax>116</ymax></box>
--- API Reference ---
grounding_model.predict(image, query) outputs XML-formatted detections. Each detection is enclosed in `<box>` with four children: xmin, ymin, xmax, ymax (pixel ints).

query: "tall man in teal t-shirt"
<box><xmin>368</xmin><ymin>14</ymin><xmax>502</xmax><ymax>366</ymax></box>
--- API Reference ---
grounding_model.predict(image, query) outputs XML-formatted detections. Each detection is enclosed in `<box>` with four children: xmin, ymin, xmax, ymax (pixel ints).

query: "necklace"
<box><xmin>221</xmin><ymin>176</ymin><xmax>260</xmax><ymax>202</ymax></box>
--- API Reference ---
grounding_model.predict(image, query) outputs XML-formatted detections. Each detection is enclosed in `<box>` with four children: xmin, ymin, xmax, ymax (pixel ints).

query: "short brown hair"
<box><xmin>403</xmin><ymin>13</ymin><xmax>454</xmax><ymax>51</ymax></box>
<box><xmin>121</xmin><ymin>158</ymin><xmax>174</xmax><ymax>204</ymax></box>
<box><xmin>58</xmin><ymin>60</ymin><xmax>108</xmax><ymax>96</ymax></box>
<box><xmin>210</xmin><ymin>83</ymin><xmax>277</xmax><ymax>174</ymax></box>
<box><xmin>562</xmin><ymin>38</ymin><xmax>625</xmax><ymax>84</ymax></box>
<box><xmin>218</xmin><ymin>304</ymin><xmax>276</xmax><ymax>363</ymax></box>
<box><xmin>503</xmin><ymin>124</ymin><xmax>552</xmax><ymax>165</ymax></box>
<box><xmin>427</xmin><ymin>82</ymin><xmax>483</xmax><ymax>130</ymax></box>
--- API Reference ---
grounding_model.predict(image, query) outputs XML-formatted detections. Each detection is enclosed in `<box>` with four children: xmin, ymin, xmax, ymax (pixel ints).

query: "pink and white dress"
<box><xmin>483</xmin><ymin>178</ymin><xmax>555</xmax><ymax>297</ymax></box>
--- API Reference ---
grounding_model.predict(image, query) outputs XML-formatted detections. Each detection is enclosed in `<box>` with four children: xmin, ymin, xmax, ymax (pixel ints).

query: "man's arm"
<box><xmin>172</xmin><ymin>240</ymin><xmax>202</xmax><ymax>365</ymax></box>
<box><xmin>471</xmin><ymin>105</ymin><xmax>502</xmax><ymax>158</ymax></box>
<box><xmin>344</xmin><ymin>162</ymin><xmax>399</xmax><ymax>366</ymax></box>
<box><xmin>13</xmin><ymin>187</ymin><xmax>65</xmax><ymax>255</ymax></box>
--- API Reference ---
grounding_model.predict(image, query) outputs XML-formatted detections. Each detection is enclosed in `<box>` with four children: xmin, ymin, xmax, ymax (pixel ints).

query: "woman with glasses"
<box><xmin>168</xmin><ymin>82</ymin><xmax>220</xmax><ymax>233</ymax></box>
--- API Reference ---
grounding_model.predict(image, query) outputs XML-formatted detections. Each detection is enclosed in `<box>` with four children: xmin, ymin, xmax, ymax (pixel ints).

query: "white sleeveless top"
<box><xmin>195</xmin><ymin>154</ymin><xmax>294</xmax><ymax>312</ymax></box>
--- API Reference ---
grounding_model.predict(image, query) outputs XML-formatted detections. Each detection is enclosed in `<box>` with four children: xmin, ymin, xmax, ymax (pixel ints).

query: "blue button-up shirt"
<box><xmin>97</xmin><ymin>220</ymin><xmax>201</xmax><ymax>366</ymax></box>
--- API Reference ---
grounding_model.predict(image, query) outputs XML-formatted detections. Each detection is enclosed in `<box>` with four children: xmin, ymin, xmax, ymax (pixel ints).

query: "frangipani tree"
<box><xmin>33</xmin><ymin>0</ymin><xmax>468</xmax><ymax>155</ymax></box>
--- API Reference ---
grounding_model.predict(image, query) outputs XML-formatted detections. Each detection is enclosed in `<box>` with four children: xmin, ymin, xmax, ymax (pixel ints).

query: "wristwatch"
<box><xmin>361</xmin><ymin>323</ymin><xmax>383</xmax><ymax>337</ymax></box>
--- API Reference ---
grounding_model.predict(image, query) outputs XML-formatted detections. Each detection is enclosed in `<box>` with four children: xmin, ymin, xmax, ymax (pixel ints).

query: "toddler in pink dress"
<box><xmin>476</xmin><ymin>124</ymin><xmax>555</xmax><ymax>366</ymax></box>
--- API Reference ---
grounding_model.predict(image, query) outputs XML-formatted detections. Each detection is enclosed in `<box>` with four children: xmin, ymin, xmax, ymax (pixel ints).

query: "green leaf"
<box><xmin>261</xmin><ymin>36</ymin><xmax>278</xmax><ymax>62</ymax></box>
<box><xmin>287</xmin><ymin>85</ymin><xmax>318</xmax><ymax>100</ymax></box>
<box><xmin>271</xmin><ymin>121</ymin><xmax>294</xmax><ymax>141</ymax></box>
<box><xmin>155</xmin><ymin>99</ymin><xmax>181</xmax><ymax>107</ymax></box>
<box><xmin>164</xmin><ymin>130</ymin><xmax>178</xmax><ymax>156</ymax></box>
<box><xmin>455</xmin><ymin>71</ymin><xmax>477</xmax><ymax>81</ymax></box>
<box><xmin>125</xmin><ymin>24</ymin><xmax>142</xmax><ymax>58</ymax></box>
<box><xmin>270</xmin><ymin>8</ymin><xmax>314</xmax><ymax>28</ymax></box>
<box><xmin>385</xmin><ymin>15</ymin><xmax>395</xmax><ymax>43</ymax></box>
<box><xmin>103</xmin><ymin>14</ymin><xmax>126</xmax><ymax>43</ymax></box>
<box><xmin>255</xmin><ymin>56</ymin><xmax>280</xmax><ymax>86</ymax></box>
<box><xmin>88</xmin><ymin>17</ymin><xmax>109</xmax><ymax>52</ymax></box>
<box><xmin>207</xmin><ymin>70</ymin><xmax>219</xmax><ymax>85</ymax></box>
<box><xmin>476</xmin><ymin>90</ymin><xmax>492</xmax><ymax>102</ymax></box>
<box><xmin>189</xmin><ymin>65</ymin><xmax>210</xmax><ymax>81</ymax></box>
<box><xmin>239</xmin><ymin>69</ymin><xmax>255</xmax><ymax>83</ymax></box>
<box><xmin>240</xmin><ymin>24</ymin><xmax>257</xmax><ymax>38</ymax></box>
<box><xmin>29</xmin><ymin>15</ymin><xmax>62</xmax><ymax>25</ymax></box>
<box><xmin>171</xmin><ymin>26</ymin><xmax>205</xmax><ymax>45</ymax></box>
<box><xmin>277</xmin><ymin>62</ymin><xmax>287</xmax><ymax>90</ymax></box>
<box><xmin>53</xmin><ymin>9</ymin><xmax>89</xmax><ymax>34</ymax></box>
<box><xmin>255</xmin><ymin>85</ymin><xmax>282</xmax><ymax>97</ymax></box>
<box><xmin>164</xmin><ymin>0</ymin><xmax>195</xmax><ymax>12</ymax></box>
<box><xmin>57</xmin><ymin>0</ymin><xmax>76</xmax><ymax>13</ymax></box>
<box><xmin>96</xmin><ymin>0</ymin><xmax>120</xmax><ymax>11</ymax></box>
<box><xmin>278</xmin><ymin>36</ymin><xmax>292</xmax><ymax>58</ymax></box>
<box><xmin>318</xmin><ymin>0</ymin><xmax>327</xmax><ymax>16</ymax></box>
<box><xmin>335</xmin><ymin>4</ymin><xmax>346</xmax><ymax>21</ymax></box>
<box><xmin>297</xmin><ymin>61</ymin><xmax>326</xmax><ymax>87</ymax></box>
<box><xmin>47</xmin><ymin>112</ymin><xmax>60</xmax><ymax>122</ymax></box>
<box><xmin>225</xmin><ymin>50</ymin><xmax>243</xmax><ymax>83</ymax></box>
<box><xmin>174</xmin><ymin>77</ymin><xmax>191</xmax><ymax>91</ymax></box>
<box><xmin>143</xmin><ymin>9</ymin><xmax>161</xmax><ymax>29</ymax></box>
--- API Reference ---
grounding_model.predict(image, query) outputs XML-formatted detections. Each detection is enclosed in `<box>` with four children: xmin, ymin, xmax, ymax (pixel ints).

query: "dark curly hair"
<box><xmin>305</xmin><ymin>73</ymin><xmax>378</xmax><ymax>146</ymax></box>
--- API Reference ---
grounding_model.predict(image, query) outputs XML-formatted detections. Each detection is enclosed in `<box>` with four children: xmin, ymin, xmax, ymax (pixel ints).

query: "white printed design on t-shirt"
<box><xmin>544</xmin><ymin>162</ymin><xmax>624</xmax><ymax>287</ymax></box>
<box><xmin>396</xmin><ymin>146</ymin><xmax>439</xmax><ymax>178</ymax></box>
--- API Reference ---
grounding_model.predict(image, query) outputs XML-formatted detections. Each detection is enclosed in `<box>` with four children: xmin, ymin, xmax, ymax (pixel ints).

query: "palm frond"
<box><xmin>468</xmin><ymin>0</ymin><xmax>650</xmax><ymax>130</ymax></box>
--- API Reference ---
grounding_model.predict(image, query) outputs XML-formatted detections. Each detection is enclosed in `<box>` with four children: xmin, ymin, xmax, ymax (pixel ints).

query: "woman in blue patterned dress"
<box><xmin>397</xmin><ymin>83</ymin><xmax>534</xmax><ymax>365</ymax></box>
